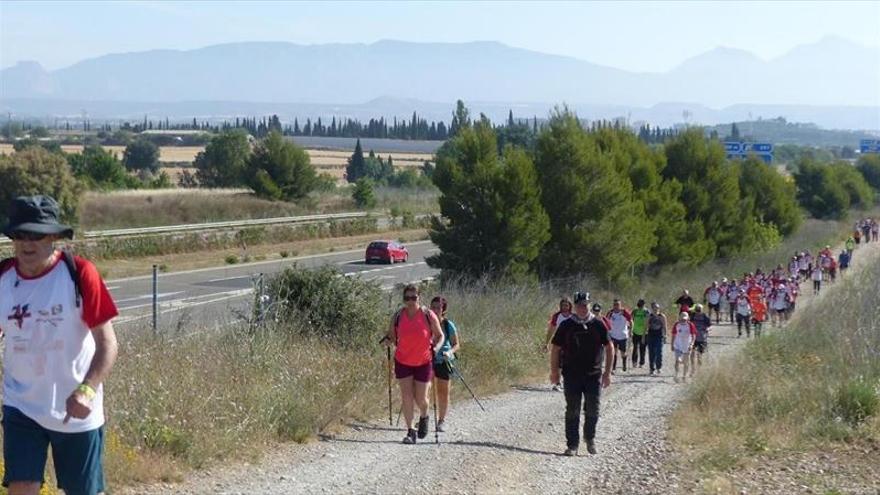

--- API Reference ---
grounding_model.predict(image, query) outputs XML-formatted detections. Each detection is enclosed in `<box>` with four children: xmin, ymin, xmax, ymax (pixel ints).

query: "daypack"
<box><xmin>0</xmin><ymin>249</ymin><xmax>82</xmax><ymax>308</ymax></box>
<box><xmin>392</xmin><ymin>306</ymin><xmax>433</xmax><ymax>341</ymax></box>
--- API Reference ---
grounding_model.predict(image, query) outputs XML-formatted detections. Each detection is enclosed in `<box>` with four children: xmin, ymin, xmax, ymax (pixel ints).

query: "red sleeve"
<box><xmin>689</xmin><ymin>322</ymin><xmax>697</xmax><ymax>336</ymax></box>
<box><xmin>624</xmin><ymin>309</ymin><xmax>632</xmax><ymax>323</ymax></box>
<box><xmin>548</xmin><ymin>311</ymin><xmax>559</xmax><ymax>326</ymax></box>
<box><xmin>75</xmin><ymin>257</ymin><xmax>119</xmax><ymax>329</ymax></box>
<box><xmin>671</xmin><ymin>324</ymin><xmax>678</xmax><ymax>337</ymax></box>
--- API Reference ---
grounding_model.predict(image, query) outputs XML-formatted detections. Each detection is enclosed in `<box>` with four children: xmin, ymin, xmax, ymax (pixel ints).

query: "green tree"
<box><xmin>123</xmin><ymin>139</ymin><xmax>160</xmax><ymax>174</ymax></box>
<box><xmin>830</xmin><ymin>162</ymin><xmax>874</xmax><ymax>208</ymax></box>
<box><xmin>737</xmin><ymin>156</ymin><xmax>802</xmax><ymax>236</ymax></box>
<box><xmin>429</xmin><ymin>122</ymin><xmax>550</xmax><ymax>281</ymax></box>
<box><xmin>856</xmin><ymin>154</ymin><xmax>880</xmax><ymax>193</ymax></box>
<box><xmin>345</xmin><ymin>138</ymin><xmax>366</xmax><ymax>183</ymax></box>
<box><xmin>246</xmin><ymin>131</ymin><xmax>316</xmax><ymax>201</ymax></box>
<box><xmin>534</xmin><ymin>110</ymin><xmax>655</xmax><ymax>281</ymax></box>
<box><xmin>66</xmin><ymin>145</ymin><xmax>130</xmax><ymax>190</ymax></box>
<box><xmin>794</xmin><ymin>159</ymin><xmax>850</xmax><ymax>219</ymax></box>
<box><xmin>0</xmin><ymin>147</ymin><xmax>82</xmax><ymax>228</ymax></box>
<box><xmin>194</xmin><ymin>129</ymin><xmax>251</xmax><ymax>188</ymax></box>
<box><xmin>352</xmin><ymin>178</ymin><xmax>376</xmax><ymax>208</ymax></box>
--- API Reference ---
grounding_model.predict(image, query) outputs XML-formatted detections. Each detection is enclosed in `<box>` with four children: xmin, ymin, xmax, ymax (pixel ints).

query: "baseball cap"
<box><xmin>573</xmin><ymin>291</ymin><xmax>590</xmax><ymax>305</ymax></box>
<box><xmin>591</xmin><ymin>303</ymin><xmax>602</xmax><ymax>312</ymax></box>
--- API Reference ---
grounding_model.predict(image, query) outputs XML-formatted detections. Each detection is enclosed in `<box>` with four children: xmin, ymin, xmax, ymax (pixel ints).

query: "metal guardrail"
<box><xmin>0</xmin><ymin>212</ymin><xmax>370</xmax><ymax>244</ymax></box>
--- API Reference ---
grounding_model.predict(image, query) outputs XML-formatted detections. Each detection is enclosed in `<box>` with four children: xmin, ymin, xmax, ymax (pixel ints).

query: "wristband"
<box><xmin>76</xmin><ymin>383</ymin><xmax>97</xmax><ymax>400</ymax></box>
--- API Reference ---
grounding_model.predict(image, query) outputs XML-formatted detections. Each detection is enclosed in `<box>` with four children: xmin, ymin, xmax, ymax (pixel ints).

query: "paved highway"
<box><xmin>109</xmin><ymin>241</ymin><xmax>439</xmax><ymax>329</ymax></box>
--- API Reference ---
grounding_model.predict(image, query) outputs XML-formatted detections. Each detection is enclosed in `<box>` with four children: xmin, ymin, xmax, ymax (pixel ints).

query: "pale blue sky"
<box><xmin>2</xmin><ymin>1</ymin><xmax>879</xmax><ymax>72</ymax></box>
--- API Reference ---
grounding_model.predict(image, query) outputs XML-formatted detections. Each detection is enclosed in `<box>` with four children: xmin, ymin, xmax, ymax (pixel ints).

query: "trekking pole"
<box><xmin>386</xmin><ymin>346</ymin><xmax>393</xmax><ymax>426</ymax></box>
<box><xmin>447</xmin><ymin>361</ymin><xmax>487</xmax><ymax>412</ymax></box>
<box><xmin>379</xmin><ymin>335</ymin><xmax>393</xmax><ymax>426</ymax></box>
<box><xmin>432</xmin><ymin>375</ymin><xmax>440</xmax><ymax>444</ymax></box>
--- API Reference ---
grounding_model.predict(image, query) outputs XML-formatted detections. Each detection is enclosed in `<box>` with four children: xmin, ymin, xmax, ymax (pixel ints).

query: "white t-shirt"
<box><xmin>671</xmin><ymin>321</ymin><xmax>696</xmax><ymax>352</ymax></box>
<box><xmin>706</xmin><ymin>287</ymin><xmax>722</xmax><ymax>305</ymax></box>
<box><xmin>736</xmin><ymin>296</ymin><xmax>752</xmax><ymax>316</ymax></box>
<box><xmin>607</xmin><ymin>310</ymin><xmax>630</xmax><ymax>340</ymax></box>
<box><xmin>1</xmin><ymin>255</ymin><xmax>118</xmax><ymax>433</ymax></box>
<box><xmin>811</xmin><ymin>268</ymin><xmax>823</xmax><ymax>281</ymax></box>
<box><xmin>772</xmin><ymin>290</ymin><xmax>789</xmax><ymax>310</ymax></box>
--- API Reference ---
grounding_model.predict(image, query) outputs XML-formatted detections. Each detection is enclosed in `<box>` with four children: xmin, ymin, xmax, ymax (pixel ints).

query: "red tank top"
<box><xmin>395</xmin><ymin>308</ymin><xmax>433</xmax><ymax>366</ymax></box>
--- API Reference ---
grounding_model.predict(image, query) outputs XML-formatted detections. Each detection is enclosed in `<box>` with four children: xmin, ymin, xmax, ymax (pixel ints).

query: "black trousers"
<box><xmin>631</xmin><ymin>334</ymin><xmax>646</xmax><ymax>366</ymax></box>
<box><xmin>563</xmin><ymin>373</ymin><xmax>602</xmax><ymax>449</ymax></box>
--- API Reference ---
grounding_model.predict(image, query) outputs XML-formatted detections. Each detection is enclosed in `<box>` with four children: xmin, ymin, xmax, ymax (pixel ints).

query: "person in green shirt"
<box><xmin>630</xmin><ymin>299</ymin><xmax>650</xmax><ymax>369</ymax></box>
<box><xmin>845</xmin><ymin>236</ymin><xmax>855</xmax><ymax>256</ymax></box>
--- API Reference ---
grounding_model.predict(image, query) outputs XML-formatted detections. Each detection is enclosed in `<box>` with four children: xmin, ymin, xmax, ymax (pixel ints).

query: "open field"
<box><xmin>0</xmin><ymin>143</ymin><xmax>434</xmax><ymax>180</ymax></box>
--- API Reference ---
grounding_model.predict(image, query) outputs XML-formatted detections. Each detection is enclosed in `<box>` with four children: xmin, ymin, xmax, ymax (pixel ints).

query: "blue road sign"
<box><xmin>725</xmin><ymin>141</ymin><xmax>773</xmax><ymax>162</ymax></box>
<box><xmin>860</xmin><ymin>139</ymin><xmax>880</xmax><ymax>154</ymax></box>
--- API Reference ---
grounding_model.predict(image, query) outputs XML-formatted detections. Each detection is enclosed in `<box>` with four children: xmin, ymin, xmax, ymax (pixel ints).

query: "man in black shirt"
<box><xmin>550</xmin><ymin>291</ymin><xmax>613</xmax><ymax>456</ymax></box>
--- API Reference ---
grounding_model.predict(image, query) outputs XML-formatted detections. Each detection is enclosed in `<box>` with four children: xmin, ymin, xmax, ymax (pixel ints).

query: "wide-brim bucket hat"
<box><xmin>2</xmin><ymin>195</ymin><xmax>74</xmax><ymax>239</ymax></box>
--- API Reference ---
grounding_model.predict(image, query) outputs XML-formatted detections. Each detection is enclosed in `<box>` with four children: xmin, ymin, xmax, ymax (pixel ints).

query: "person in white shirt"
<box><xmin>605</xmin><ymin>299</ymin><xmax>632</xmax><ymax>373</ymax></box>
<box><xmin>670</xmin><ymin>312</ymin><xmax>697</xmax><ymax>383</ymax></box>
<box><xmin>811</xmin><ymin>265</ymin><xmax>823</xmax><ymax>295</ymax></box>
<box><xmin>1</xmin><ymin>196</ymin><xmax>119</xmax><ymax>495</ymax></box>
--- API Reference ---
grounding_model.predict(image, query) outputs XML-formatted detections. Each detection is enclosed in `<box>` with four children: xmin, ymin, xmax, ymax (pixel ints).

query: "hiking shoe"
<box><xmin>436</xmin><ymin>420</ymin><xmax>446</xmax><ymax>433</ymax></box>
<box><xmin>551</xmin><ymin>383</ymin><xmax>561</xmax><ymax>392</ymax></box>
<box><xmin>417</xmin><ymin>416</ymin><xmax>429</xmax><ymax>439</ymax></box>
<box><xmin>563</xmin><ymin>447</ymin><xmax>578</xmax><ymax>457</ymax></box>
<box><xmin>403</xmin><ymin>428</ymin><xmax>417</xmax><ymax>444</ymax></box>
<box><xmin>586</xmin><ymin>439</ymin><xmax>597</xmax><ymax>455</ymax></box>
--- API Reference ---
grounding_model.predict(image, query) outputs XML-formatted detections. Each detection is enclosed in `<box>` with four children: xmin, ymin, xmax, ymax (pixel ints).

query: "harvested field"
<box><xmin>0</xmin><ymin>144</ymin><xmax>433</xmax><ymax>179</ymax></box>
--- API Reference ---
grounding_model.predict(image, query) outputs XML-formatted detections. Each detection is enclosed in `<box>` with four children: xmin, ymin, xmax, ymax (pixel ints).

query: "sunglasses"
<box><xmin>403</xmin><ymin>295</ymin><xmax>418</xmax><ymax>301</ymax></box>
<box><xmin>9</xmin><ymin>232</ymin><xmax>48</xmax><ymax>242</ymax></box>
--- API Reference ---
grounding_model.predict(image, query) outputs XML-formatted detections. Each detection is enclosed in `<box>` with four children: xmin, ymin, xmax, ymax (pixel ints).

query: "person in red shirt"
<box><xmin>1</xmin><ymin>195</ymin><xmax>119</xmax><ymax>495</ymax></box>
<box><xmin>383</xmin><ymin>284</ymin><xmax>444</xmax><ymax>444</ymax></box>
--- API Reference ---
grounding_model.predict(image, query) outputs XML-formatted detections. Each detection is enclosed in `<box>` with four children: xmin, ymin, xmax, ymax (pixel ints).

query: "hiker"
<box><xmin>545</xmin><ymin>297</ymin><xmax>573</xmax><ymax>391</ymax></box>
<box><xmin>429</xmin><ymin>296</ymin><xmax>459</xmax><ymax>433</ymax></box>
<box><xmin>675</xmin><ymin>289</ymin><xmax>694</xmax><ymax>314</ymax></box>
<box><xmin>725</xmin><ymin>279</ymin><xmax>739</xmax><ymax>323</ymax></box>
<box><xmin>689</xmin><ymin>304</ymin><xmax>712</xmax><ymax>374</ymax></box>
<box><xmin>811</xmin><ymin>264</ymin><xmax>823</xmax><ymax>295</ymax></box>
<box><xmin>671</xmin><ymin>312</ymin><xmax>697</xmax><ymax>383</ymax></box>
<box><xmin>1</xmin><ymin>195</ymin><xmax>119</xmax><ymax>495</ymax></box>
<box><xmin>845</xmin><ymin>236</ymin><xmax>855</xmax><ymax>257</ymax></box>
<box><xmin>750</xmin><ymin>294</ymin><xmax>767</xmax><ymax>337</ymax></box>
<box><xmin>630</xmin><ymin>299</ymin><xmax>649</xmax><ymax>369</ymax></box>
<box><xmin>770</xmin><ymin>283</ymin><xmax>790</xmax><ymax>327</ymax></box>
<box><xmin>872</xmin><ymin>219</ymin><xmax>878</xmax><ymax>242</ymax></box>
<box><xmin>838</xmin><ymin>249</ymin><xmax>851</xmax><ymax>276</ymax></box>
<box><xmin>735</xmin><ymin>289</ymin><xmax>752</xmax><ymax>337</ymax></box>
<box><xmin>383</xmin><ymin>284</ymin><xmax>445</xmax><ymax>444</ymax></box>
<box><xmin>703</xmin><ymin>281</ymin><xmax>723</xmax><ymax>324</ymax></box>
<box><xmin>549</xmin><ymin>291</ymin><xmax>613</xmax><ymax>456</ymax></box>
<box><xmin>646</xmin><ymin>302</ymin><xmax>667</xmax><ymax>376</ymax></box>
<box><xmin>605</xmin><ymin>299</ymin><xmax>631</xmax><ymax>373</ymax></box>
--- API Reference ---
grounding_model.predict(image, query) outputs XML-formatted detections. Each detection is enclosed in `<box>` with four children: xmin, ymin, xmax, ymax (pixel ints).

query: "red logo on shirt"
<box><xmin>7</xmin><ymin>304</ymin><xmax>31</xmax><ymax>329</ymax></box>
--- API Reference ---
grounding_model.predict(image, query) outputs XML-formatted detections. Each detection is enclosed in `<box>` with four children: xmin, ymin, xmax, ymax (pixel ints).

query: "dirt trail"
<box><xmin>125</xmin><ymin>241</ymin><xmax>880</xmax><ymax>495</ymax></box>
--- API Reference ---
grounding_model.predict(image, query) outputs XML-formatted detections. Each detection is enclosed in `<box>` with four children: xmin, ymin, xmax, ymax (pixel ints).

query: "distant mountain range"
<box><xmin>1</xmin><ymin>37</ymin><xmax>878</xmax><ymax>130</ymax></box>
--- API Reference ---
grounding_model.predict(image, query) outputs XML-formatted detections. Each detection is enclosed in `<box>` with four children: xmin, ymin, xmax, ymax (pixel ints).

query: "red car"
<box><xmin>365</xmin><ymin>240</ymin><xmax>409</xmax><ymax>264</ymax></box>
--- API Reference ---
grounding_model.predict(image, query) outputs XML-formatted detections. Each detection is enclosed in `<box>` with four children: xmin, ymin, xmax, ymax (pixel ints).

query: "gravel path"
<box><xmin>126</xmin><ymin>242</ymin><xmax>880</xmax><ymax>495</ymax></box>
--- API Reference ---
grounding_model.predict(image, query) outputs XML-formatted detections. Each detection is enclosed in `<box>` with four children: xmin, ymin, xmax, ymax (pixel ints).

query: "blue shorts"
<box><xmin>2</xmin><ymin>406</ymin><xmax>105</xmax><ymax>495</ymax></box>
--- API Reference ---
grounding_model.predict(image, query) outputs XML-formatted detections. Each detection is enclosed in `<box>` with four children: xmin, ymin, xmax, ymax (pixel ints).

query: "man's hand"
<box><xmin>601</xmin><ymin>372</ymin><xmax>611</xmax><ymax>389</ymax></box>
<box><xmin>63</xmin><ymin>389</ymin><xmax>93</xmax><ymax>424</ymax></box>
<box><xmin>550</xmin><ymin>369</ymin><xmax>560</xmax><ymax>386</ymax></box>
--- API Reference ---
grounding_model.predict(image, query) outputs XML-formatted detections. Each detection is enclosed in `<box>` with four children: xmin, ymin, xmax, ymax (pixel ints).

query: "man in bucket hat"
<box><xmin>0</xmin><ymin>195</ymin><xmax>118</xmax><ymax>495</ymax></box>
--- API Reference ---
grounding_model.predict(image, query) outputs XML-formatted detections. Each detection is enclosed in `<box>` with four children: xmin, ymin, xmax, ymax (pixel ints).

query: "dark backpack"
<box><xmin>0</xmin><ymin>249</ymin><xmax>82</xmax><ymax>308</ymax></box>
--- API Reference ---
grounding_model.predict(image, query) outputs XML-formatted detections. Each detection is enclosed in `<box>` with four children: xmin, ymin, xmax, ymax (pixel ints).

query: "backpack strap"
<box><xmin>59</xmin><ymin>249</ymin><xmax>82</xmax><ymax>308</ymax></box>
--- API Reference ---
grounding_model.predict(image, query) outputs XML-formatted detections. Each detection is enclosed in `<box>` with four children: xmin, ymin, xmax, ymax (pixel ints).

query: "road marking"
<box><xmin>206</xmin><ymin>275</ymin><xmax>251</xmax><ymax>283</ymax></box>
<box><xmin>106</xmin><ymin>286</ymin><xmax>120</xmax><ymax>291</ymax></box>
<box><xmin>115</xmin><ymin>291</ymin><xmax>185</xmax><ymax>304</ymax></box>
<box><xmin>106</xmin><ymin>240</ymin><xmax>434</xmax><ymax>283</ymax></box>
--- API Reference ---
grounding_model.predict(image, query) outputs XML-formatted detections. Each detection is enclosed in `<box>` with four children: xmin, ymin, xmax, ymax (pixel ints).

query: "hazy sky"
<box><xmin>2</xmin><ymin>0</ymin><xmax>879</xmax><ymax>72</ymax></box>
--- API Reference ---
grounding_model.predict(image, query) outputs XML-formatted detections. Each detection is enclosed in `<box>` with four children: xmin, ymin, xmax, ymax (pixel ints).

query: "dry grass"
<box><xmin>669</xmin><ymin>219</ymin><xmax>880</xmax><ymax>488</ymax></box>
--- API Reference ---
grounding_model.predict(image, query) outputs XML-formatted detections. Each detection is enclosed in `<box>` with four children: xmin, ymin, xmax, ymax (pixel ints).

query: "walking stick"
<box><xmin>432</xmin><ymin>375</ymin><xmax>440</xmax><ymax>444</ymax></box>
<box><xmin>386</xmin><ymin>346</ymin><xmax>393</xmax><ymax>426</ymax></box>
<box><xmin>447</xmin><ymin>361</ymin><xmax>487</xmax><ymax>412</ymax></box>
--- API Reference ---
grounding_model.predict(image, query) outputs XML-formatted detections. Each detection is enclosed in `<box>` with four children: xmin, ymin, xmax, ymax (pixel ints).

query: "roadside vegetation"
<box><xmin>670</xmin><ymin>238</ymin><xmax>880</xmax><ymax>493</ymax></box>
<box><xmin>55</xmin><ymin>212</ymin><xmax>856</xmax><ymax>488</ymax></box>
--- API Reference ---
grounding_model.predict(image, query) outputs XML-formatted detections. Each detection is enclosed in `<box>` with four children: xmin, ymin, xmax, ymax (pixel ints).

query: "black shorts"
<box><xmin>693</xmin><ymin>341</ymin><xmax>708</xmax><ymax>353</ymax></box>
<box><xmin>611</xmin><ymin>338</ymin><xmax>628</xmax><ymax>353</ymax></box>
<box><xmin>433</xmin><ymin>361</ymin><xmax>452</xmax><ymax>380</ymax></box>
<box><xmin>708</xmin><ymin>302</ymin><xmax>720</xmax><ymax>311</ymax></box>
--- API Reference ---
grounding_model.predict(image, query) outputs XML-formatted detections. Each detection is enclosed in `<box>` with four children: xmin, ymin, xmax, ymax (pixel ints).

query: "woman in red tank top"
<box><xmin>383</xmin><ymin>284</ymin><xmax>444</xmax><ymax>444</ymax></box>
